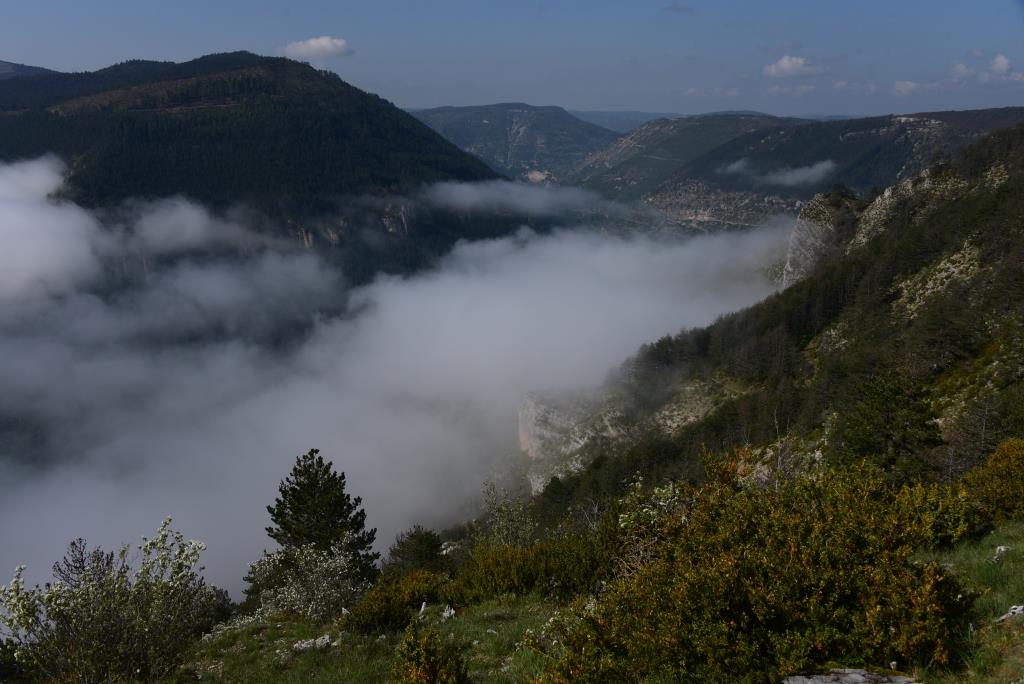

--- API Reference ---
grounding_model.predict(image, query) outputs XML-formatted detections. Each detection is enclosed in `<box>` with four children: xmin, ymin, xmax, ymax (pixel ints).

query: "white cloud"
<box><xmin>761</xmin><ymin>160</ymin><xmax>837</xmax><ymax>187</ymax></box>
<box><xmin>991</xmin><ymin>54</ymin><xmax>1011</xmax><ymax>75</ymax></box>
<box><xmin>762</xmin><ymin>55</ymin><xmax>821</xmax><ymax>78</ymax></box>
<box><xmin>0</xmin><ymin>166</ymin><xmax>791</xmax><ymax>594</ymax></box>
<box><xmin>281</xmin><ymin>36</ymin><xmax>353</xmax><ymax>60</ymax></box>
<box><xmin>719</xmin><ymin>158</ymin><xmax>837</xmax><ymax>186</ymax></box>
<box><xmin>0</xmin><ymin>158</ymin><xmax>109</xmax><ymax>302</ymax></box>
<box><xmin>951</xmin><ymin>63</ymin><xmax>976</xmax><ymax>80</ymax></box>
<box><xmin>891</xmin><ymin>80</ymin><xmax>945</xmax><ymax>97</ymax></box>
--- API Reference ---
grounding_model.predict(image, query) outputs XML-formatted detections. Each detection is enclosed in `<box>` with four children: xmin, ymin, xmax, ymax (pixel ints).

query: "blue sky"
<box><xmin>3</xmin><ymin>0</ymin><xmax>1023</xmax><ymax>116</ymax></box>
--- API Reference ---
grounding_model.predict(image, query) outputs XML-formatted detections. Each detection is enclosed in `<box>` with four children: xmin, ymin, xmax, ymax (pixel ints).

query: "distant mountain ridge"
<box><xmin>0</xmin><ymin>52</ymin><xmax>497</xmax><ymax>212</ymax></box>
<box><xmin>411</xmin><ymin>102</ymin><xmax>620</xmax><ymax>181</ymax></box>
<box><xmin>568</xmin><ymin>110</ymin><xmax>685</xmax><ymax>134</ymax></box>
<box><xmin>0</xmin><ymin>59</ymin><xmax>57</xmax><ymax>80</ymax></box>
<box><xmin>563</xmin><ymin>106</ymin><xmax>1024</xmax><ymax>231</ymax></box>
<box><xmin>0</xmin><ymin>51</ymin><xmax>513</xmax><ymax>283</ymax></box>
<box><xmin>569</xmin><ymin>112</ymin><xmax>800</xmax><ymax>201</ymax></box>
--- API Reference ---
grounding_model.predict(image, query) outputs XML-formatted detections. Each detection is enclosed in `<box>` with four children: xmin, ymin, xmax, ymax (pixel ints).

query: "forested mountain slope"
<box><xmin>411</xmin><ymin>102</ymin><xmax>620</xmax><ymax>181</ymax></box>
<box><xmin>569</xmin><ymin>112</ymin><xmax>798</xmax><ymax>200</ymax></box>
<box><xmin>531</xmin><ymin>122</ymin><xmax>1024</xmax><ymax>515</ymax></box>
<box><xmin>0</xmin><ymin>60</ymin><xmax>57</xmax><ymax>80</ymax></box>
<box><xmin>0</xmin><ymin>52</ymin><xmax>498</xmax><ymax>215</ymax></box>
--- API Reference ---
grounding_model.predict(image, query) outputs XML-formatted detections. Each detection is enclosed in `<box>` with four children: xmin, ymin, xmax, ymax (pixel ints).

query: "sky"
<box><xmin>2</xmin><ymin>1</ymin><xmax>1023</xmax><ymax>115</ymax></box>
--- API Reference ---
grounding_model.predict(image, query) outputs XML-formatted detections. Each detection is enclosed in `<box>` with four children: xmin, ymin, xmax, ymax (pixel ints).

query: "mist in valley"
<box><xmin>0</xmin><ymin>157</ymin><xmax>791</xmax><ymax>593</ymax></box>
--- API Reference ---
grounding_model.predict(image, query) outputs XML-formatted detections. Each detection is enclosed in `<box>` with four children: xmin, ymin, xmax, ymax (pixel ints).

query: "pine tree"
<box><xmin>266</xmin><ymin>448</ymin><xmax>379</xmax><ymax>580</ymax></box>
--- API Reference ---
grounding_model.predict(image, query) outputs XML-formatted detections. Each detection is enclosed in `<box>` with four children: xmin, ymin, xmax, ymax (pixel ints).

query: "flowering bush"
<box><xmin>244</xmin><ymin>535</ymin><xmax>369</xmax><ymax>623</ymax></box>
<box><xmin>0</xmin><ymin>518</ymin><xmax>227</xmax><ymax>682</ymax></box>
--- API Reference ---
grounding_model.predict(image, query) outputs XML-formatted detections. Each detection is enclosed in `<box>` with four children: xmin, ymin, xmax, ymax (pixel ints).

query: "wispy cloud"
<box><xmin>991</xmin><ymin>53</ymin><xmax>1011</xmax><ymax>75</ymax></box>
<box><xmin>762</xmin><ymin>55</ymin><xmax>823</xmax><ymax>78</ymax></box>
<box><xmin>281</xmin><ymin>36</ymin><xmax>353</xmax><ymax>60</ymax></box>
<box><xmin>0</xmin><ymin>163</ymin><xmax>789</xmax><ymax>593</ymax></box>
<box><xmin>950</xmin><ymin>63</ymin><xmax>976</xmax><ymax>80</ymax></box>
<box><xmin>720</xmin><ymin>158</ymin><xmax>837</xmax><ymax>186</ymax></box>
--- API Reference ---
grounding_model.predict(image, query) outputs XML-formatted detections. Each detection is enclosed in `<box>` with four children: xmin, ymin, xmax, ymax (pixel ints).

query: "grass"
<box><xmin>916</xmin><ymin>521</ymin><xmax>1024</xmax><ymax>683</ymax></box>
<box><xmin>168</xmin><ymin>594</ymin><xmax>554</xmax><ymax>683</ymax></box>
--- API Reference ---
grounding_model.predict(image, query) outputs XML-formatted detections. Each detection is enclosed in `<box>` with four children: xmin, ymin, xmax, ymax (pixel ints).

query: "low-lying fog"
<box><xmin>0</xmin><ymin>157</ymin><xmax>790</xmax><ymax>593</ymax></box>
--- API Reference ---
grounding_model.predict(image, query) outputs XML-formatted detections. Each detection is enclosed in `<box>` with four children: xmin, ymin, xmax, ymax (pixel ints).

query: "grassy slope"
<box><xmin>170</xmin><ymin>596</ymin><xmax>553</xmax><ymax>683</ymax></box>
<box><xmin>918</xmin><ymin>522</ymin><xmax>1024</xmax><ymax>683</ymax></box>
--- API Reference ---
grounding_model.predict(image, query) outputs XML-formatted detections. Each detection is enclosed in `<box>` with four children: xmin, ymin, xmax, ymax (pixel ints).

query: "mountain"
<box><xmin>0</xmin><ymin>52</ymin><xmax>497</xmax><ymax>215</ymax></box>
<box><xmin>571</xmin><ymin>107</ymin><xmax>1024</xmax><ymax>232</ymax></box>
<box><xmin>673</xmin><ymin>107</ymin><xmax>1024</xmax><ymax>198</ymax></box>
<box><xmin>0</xmin><ymin>60</ymin><xmax>57</xmax><ymax>80</ymax></box>
<box><xmin>568</xmin><ymin>110</ymin><xmax>685</xmax><ymax>134</ymax></box>
<box><xmin>568</xmin><ymin>112</ymin><xmax>798</xmax><ymax>201</ymax></box>
<box><xmin>528</xmin><ymin>122</ymin><xmax>1024</xmax><ymax>512</ymax></box>
<box><xmin>411</xmin><ymin>102</ymin><xmax>620</xmax><ymax>181</ymax></box>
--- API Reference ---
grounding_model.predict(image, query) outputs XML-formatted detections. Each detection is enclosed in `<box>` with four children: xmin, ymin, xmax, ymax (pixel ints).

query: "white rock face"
<box><xmin>517</xmin><ymin>392</ymin><xmax>623</xmax><ymax>493</ymax></box>
<box><xmin>893</xmin><ymin>239</ymin><xmax>981</xmax><ymax>320</ymax></box>
<box><xmin>781</xmin><ymin>194</ymin><xmax>839</xmax><ymax>287</ymax></box>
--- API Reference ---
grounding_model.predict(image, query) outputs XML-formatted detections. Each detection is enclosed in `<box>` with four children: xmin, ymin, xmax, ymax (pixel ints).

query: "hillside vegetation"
<box><xmin>412</xmin><ymin>103</ymin><xmax>620</xmax><ymax>181</ymax></box>
<box><xmin>4</xmin><ymin>122</ymin><xmax>1024</xmax><ymax>682</ymax></box>
<box><xmin>0</xmin><ymin>52</ymin><xmax>497</xmax><ymax>214</ymax></box>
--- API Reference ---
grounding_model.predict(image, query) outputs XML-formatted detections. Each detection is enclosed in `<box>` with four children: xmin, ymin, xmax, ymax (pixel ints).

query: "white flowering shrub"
<box><xmin>0</xmin><ymin>518</ymin><xmax>228</xmax><ymax>682</ymax></box>
<box><xmin>244</xmin><ymin>536</ymin><xmax>369</xmax><ymax>624</ymax></box>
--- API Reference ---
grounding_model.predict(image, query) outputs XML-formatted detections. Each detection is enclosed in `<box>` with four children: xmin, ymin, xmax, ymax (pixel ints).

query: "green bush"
<box><xmin>537</xmin><ymin>465</ymin><xmax>973</xmax><ymax>683</ymax></box>
<box><xmin>343</xmin><ymin>570</ymin><xmax>450</xmax><ymax>634</ymax></box>
<box><xmin>894</xmin><ymin>480</ymin><xmax>983</xmax><ymax>547</ymax></box>
<box><xmin>964</xmin><ymin>438</ymin><xmax>1024</xmax><ymax>521</ymax></box>
<box><xmin>390</xmin><ymin>622</ymin><xmax>469</xmax><ymax>684</ymax></box>
<box><xmin>452</xmin><ymin>533</ymin><xmax>607</xmax><ymax>604</ymax></box>
<box><xmin>0</xmin><ymin>519</ymin><xmax>225</xmax><ymax>683</ymax></box>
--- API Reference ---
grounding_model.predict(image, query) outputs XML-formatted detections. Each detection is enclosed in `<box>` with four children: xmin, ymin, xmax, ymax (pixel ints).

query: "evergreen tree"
<box><xmin>266</xmin><ymin>448</ymin><xmax>379</xmax><ymax>579</ymax></box>
<box><xmin>385</xmin><ymin>525</ymin><xmax>444</xmax><ymax>574</ymax></box>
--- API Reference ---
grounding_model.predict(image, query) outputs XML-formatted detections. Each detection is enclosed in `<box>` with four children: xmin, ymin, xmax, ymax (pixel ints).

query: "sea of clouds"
<box><xmin>0</xmin><ymin>157</ymin><xmax>789</xmax><ymax>593</ymax></box>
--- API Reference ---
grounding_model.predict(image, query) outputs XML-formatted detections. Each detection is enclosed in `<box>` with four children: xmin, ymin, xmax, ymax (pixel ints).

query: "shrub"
<box><xmin>243</xmin><ymin>535</ymin><xmax>369</xmax><ymax>623</ymax></box>
<box><xmin>472</xmin><ymin>481</ymin><xmax>535</xmax><ymax>548</ymax></box>
<box><xmin>964</xmin><ymin>438</ymin><xmax>1024</xmax><ymax>521</ymax></box>
<box><xmin>895</xmin><ymin>480</ymin><xmax>982</xmax><ymax>547</ymax></box>
<box><xmin>538</xmin><ymin>465</ymin><xmax>973</xmax><ymax>683</ymax></box>
<box><xmin>344</xmin><ymin>570</ymin><xmax>449</xmax><ymax>634</ymax></box>
<box><xmin>390</xmin><ymin>622</ymin><xmax>469</xmax><ymax>684</ymax></box>
<box><xmin>452</xmin><ymin>533</ymin><xmax>606</xmax><ymax>604</ymax></box>
<box><xmin>0</xmin><ymin>519</ymin><xmax>224</xmax><ymax>682</ymax></box>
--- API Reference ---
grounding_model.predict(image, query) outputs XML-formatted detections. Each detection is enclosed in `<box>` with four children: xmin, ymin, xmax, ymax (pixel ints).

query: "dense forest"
<box><xmin>534</xmin><ymin>123</ymin><xmax>1024</xmax><ymax>521</ymax></box>
<box><xmin>0</xmin><ymin>53</ymin><xmax>497</xmax><ymax>214</ymax></box>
